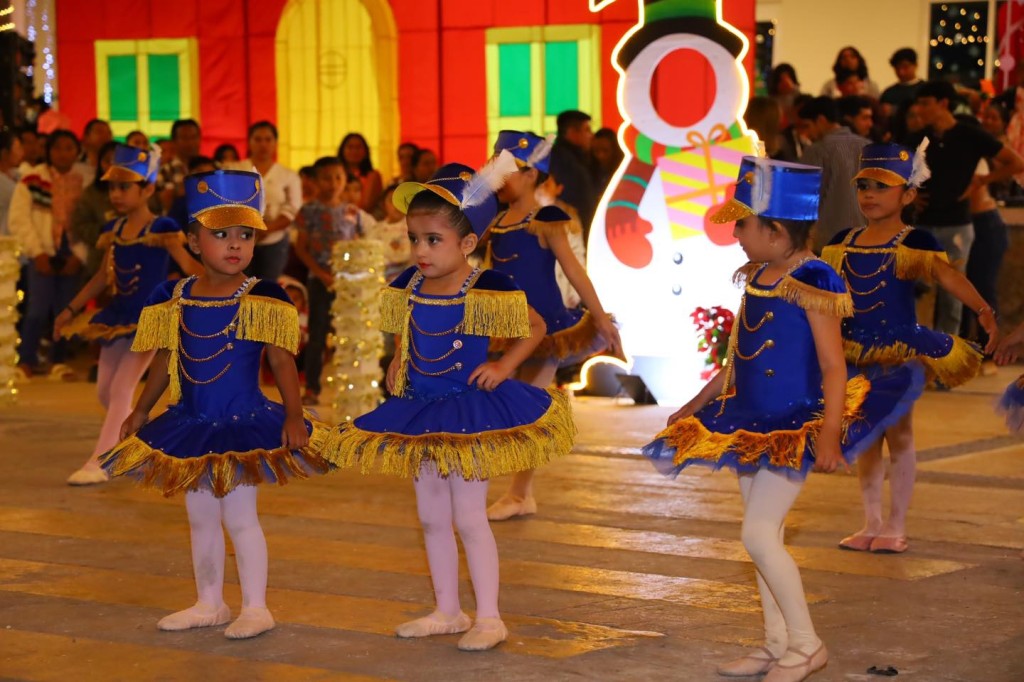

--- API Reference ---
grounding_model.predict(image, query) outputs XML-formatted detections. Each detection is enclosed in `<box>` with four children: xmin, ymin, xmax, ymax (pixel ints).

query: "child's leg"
<box><xmin>451</xmin><ymin>476</ymin><xmax>508</xmax><ymax>651</ymax></box>
<box><xmin>487</xmin><ymin>357</ymin><xmax>558</xmax><ymax>521</ymax></box>
<box><xmin>880</xmin><ymin>411</ymin><xmax>915</xmax><ymax>539</ymax></box>
<box><xmin>849</xmin><ymin>436</ymin><xmax>887</xmax><ymax>540</ymax></box>
<box><xmin>157</xmin><ymin>489</ymin><xmax>231</xmax><ymax>630</ymax></box>
<box><xmin>741</xmin><ymin>469</ymin><xmax>822</xmax><ymax>666</ymax></box>
<box><xmin>397</xmin><ymin>465</ymin><xmax>471</xmax><ymax>637</ymax></box>
<box><xmin>221</xmin><ymin>485</ymin><xmax>275</xmax><ymax>638</ymax></box>
<box><xmin>738</xmin><ymin>473</ymin><xmax>788</xmax><ymax>656</ymax></box>
<box><xmin>303</xmin><ymin>278</ymin><xmax>332</xmax><ymax>397</ymax></box>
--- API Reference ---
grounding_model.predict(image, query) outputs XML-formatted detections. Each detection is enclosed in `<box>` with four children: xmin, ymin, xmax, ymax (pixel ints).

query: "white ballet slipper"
<box><xmin>395</xmin><ymin>610</ymin><xmax>471</xmax><ymax>638</ymax></box>
<box><xmin>486</xmin><ymin>495</ymin><xmax>537</xmax><ymax>521</ymax></box>
<box><xmin>157</xmin><ymin>602</ymin><xmax>231</xmax><ymax>631</ymax></box>
<box><xmin>67</xmin><ymin>466</ymin><xmax>109</xmax><ymax>486</ymax></box>
<box><xmin>224</xmin><ymin>606</ymin><xmax>275</xmax><ymax>639</ymax></box>
<box><xmin>457</xmin><ymin>617</ymin><xmax>508</xmax><ymax>651</ymax></box>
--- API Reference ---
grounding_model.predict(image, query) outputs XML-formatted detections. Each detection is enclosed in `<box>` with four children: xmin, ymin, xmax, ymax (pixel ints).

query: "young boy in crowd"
<box><xmin>294</xmin><ymin>156</ymin><xmax>366</xmax><ymax>405</ymax></box>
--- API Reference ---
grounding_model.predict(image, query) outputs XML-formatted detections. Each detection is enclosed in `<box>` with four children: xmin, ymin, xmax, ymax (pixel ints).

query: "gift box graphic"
<box><xmin>657</xmin><ymin>124</ymin><xmax>759</xmax><ymax>241</ymax></box>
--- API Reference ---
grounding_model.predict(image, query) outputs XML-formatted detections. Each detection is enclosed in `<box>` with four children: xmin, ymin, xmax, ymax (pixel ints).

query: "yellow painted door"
<box><xmin>275</xmin><ymin>0</ymin><xmax>398</xmax><ymax>177</ymax></box>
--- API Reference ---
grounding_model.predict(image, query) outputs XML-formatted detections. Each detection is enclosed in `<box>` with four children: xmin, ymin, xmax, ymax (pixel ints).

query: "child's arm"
<box><xmin>166</xmin><ymin>239</ymin><xmax>204</xmax><ymax>277</ymax></box>
<box><xmin>52</xmin><ymin>250</ymin><xmax>113</xmax><ymax>338</ymax></box>
<box><xmin>666</xmin><ymin>370</ymin><xmax>729</xmax><ymax>426</ymax></box>
<box><xmin>807</xmin><ymin>309</ymin><xmax>847</xmax><ymax>473</ymax></box>
<box><xmin>266</xmin><ymin>344</ymin><xmax>310</xmax><ymax>449</ymax></box>
<box><xmin>468</xmin><ymin>306</ymin><xmax>547</xmax><ymax>391</ymax></box>
<box><xmin>933</xmin><ymin>260</ymin><xmax>999</xmax><ymax>353</ymax></box>
<box><xmin>544</xmin><ymin>227</ymin><xmax>624</xmax><ymax>358</ymax></box>
<box><xmin>120</xmin><ymin>349</ymin><xmax>171</xmax><ymax>439</ymax></box>
<box><xmin>294</xmin><ymin>228</ymin><xmax>332</xmax><ymax>287</ymax></box>
<box><xmin>995</xmin><ymin>321</ymin><xmax>1024</xmax><ymax>365</ymax></box>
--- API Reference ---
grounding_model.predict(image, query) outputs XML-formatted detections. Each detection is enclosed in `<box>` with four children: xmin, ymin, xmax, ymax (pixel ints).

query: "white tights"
<box><xmin>853</xmin><ymin>411</ymin><xmax>916</xmax><ymax>536</ymax></box>
<box><xmin>414</xmin><ymin>465</ymin><xmax>500</xmax><ymax>619</ymax></box>
<box><xmin>83</xmin><ymin>338</ymin><xmax>154</xmax><ymax>466</ymax></box>
<box><xmin>501</xmin><ymin>357</ymin><xmax>559</xmax><ymax>500</ymax></box>
<box><xmin>738</xmin><ymin>469</ymin><xmax>820</xmax><ymax>661</ymax></box>
<box><xmin>184</xmin><ymin>486</ymin><xmax>268</xmax><ymax>609</ymax></box>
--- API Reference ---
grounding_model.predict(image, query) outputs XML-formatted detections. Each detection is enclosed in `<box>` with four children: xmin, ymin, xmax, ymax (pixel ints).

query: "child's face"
<box><xmin>188</xmin><ymin>225</ymin><xmax>257</xmax><ymax>276</ymax></box>
<box><xmin>285</xmin><ymin>285</ymin><xmax>307</xmax><ymax>310</ymax></box>
<box><xmin>316</xmin><ymin>165</ymin><xmax>346</xmax><ymax>202</ymax></box>
<box><xmin>301</xmin><ymin>174</ymin><xmax>316</xmax><ymax>201</ymax></box>
<box><xmin>733</xmin><ymin>217</ymin><xmax>788</xmax><ymax>263</ymax></box>
<box><xmin>894</xmin><ymin>60</ymin><xmax>917</xmax><ymax>83</ymax></box>
<box><xmin>108</xmin><ymin>181</ymin><xmax>153</xmax><ymax>215</ymax></box>
<box><xmin>407</xmin><ymin>211</ymin><xmax>476</xmax><ymax>279</ymax></box>
<box><xmin>855</xmin><ymin>180</ymin><xmax>914</xmax><ymax>222</ymax></box>
<box><xmin>345</xmin><ymin>180</ymin><xmax>362</xmax><ymax>205</ymax></box>
<box><xmin>48</xmin><ymin>137</ymin><xmax>79</xmax><ymax>173</ymax></box>
<box><xmin>496</xmin><ymin>166</ymin><xmax>534</xmax><ymax>204</ymax></box>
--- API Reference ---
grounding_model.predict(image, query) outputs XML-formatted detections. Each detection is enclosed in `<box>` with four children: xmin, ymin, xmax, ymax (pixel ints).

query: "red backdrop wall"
<box><xmin>55</xmin><ymin>0</ymin><xmax>756</xmax><ymax>164</ymax></box>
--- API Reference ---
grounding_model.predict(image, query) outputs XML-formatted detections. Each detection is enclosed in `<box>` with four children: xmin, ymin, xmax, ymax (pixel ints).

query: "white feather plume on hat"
<box><xmin>908</xmin><ymin>138</ymin><xmax>931</xmax><ymax>188</ymax></box>
<box><xmin>461</xmin><ymin>150</ymin><xmax>518</xmax><ymax>208</ymax></box>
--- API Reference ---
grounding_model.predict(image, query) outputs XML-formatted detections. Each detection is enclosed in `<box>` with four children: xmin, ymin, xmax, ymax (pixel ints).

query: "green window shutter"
<box><xmin>545</xmin><ymin>41</ymin><xmax>579</xmax><ymax>115</ymax></box>
<box><xmin>108</xmin><ymin>55</ymin><xmax>138</xmax><ymax>122</ymax></box>
<box><xmin>498</xmin><ymin>43</ymin><xmax>532</xmax><ymax>117</ymax></box>
<box><xmin>148</xmin><ymin>54</ymin><xmax>181</xmax><ymax>122</ymax></box>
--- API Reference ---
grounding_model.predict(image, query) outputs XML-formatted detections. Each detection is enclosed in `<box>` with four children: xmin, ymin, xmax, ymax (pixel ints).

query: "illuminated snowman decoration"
<box><xmin>588</xmin><ymin>0</ymin><xmax>758</xmax><ymax>404</ymax></box>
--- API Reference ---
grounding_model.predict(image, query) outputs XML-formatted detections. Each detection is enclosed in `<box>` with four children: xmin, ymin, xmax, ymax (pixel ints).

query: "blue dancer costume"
<box><xmin>324</xmin><ymin>161</ymin><xmax>576</xmax><ymax>479</ymax></box>
<box><xmin>99</xmin><ymin>170</ymin><xmax>331</xmax><ymax>496</ymax></box>
<box><xmin>821</xmin><ymin>143</ymin><xmax>982</xmax><ymax>389</ymax></box>
<box><xmin>62</xmin><ymin>145</ymin><xmax>184</xmax><ymax>342</ymax></box>
<box><xmin>643</xmin><ymin>158</ymin><xmax>915</xmax><ymax>480</ymax></box>
<box><xmin>998</xmin><ymin>375</ymin><xmax>1024</xmax><ymax>433</ymax></box>
<box><xmin>485</xmin><ymin>131</ymin><xmax>606</xmax><ymax>362</ymax></box>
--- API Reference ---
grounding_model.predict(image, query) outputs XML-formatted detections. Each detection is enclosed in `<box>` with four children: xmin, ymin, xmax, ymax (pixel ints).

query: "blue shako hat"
<box><xmin>185</xmin><ymin>170</ymin><xmax>267</xmax><ymax>231</ymax></box>
<box><xmin>709</xmin><ymin>157</ymin><xmax>821</xmax><ymax>224</ymax></box>
<box><xmin>101</xmin><ymin>143</ymin><xmax>160</xmax><ymax>184</ymax></box>
<box><xmin>492</xmin><ymin>130</ymin><xmax>554</xmax><ymax>174</ymax></box>
<box><xmin>853</xmin><ymin>142</ymin><xmax>931</xmax><ymax>188</ymax></box>
<box><xmin>393</xmin><ymin>152</ymin><xmax>518</xmax><ymax>238</ymax></box>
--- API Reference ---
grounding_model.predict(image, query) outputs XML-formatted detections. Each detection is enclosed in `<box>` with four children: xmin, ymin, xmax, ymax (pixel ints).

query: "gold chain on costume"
<box><xmin>180</xmin><ymin>312</ymin><xmax>238</xmax><ymax>339</ymax></box>
<box><xmin>179</xmin><ymin>360</ymin><xmax>233</xmax><ymax>386</ymax></box>
<box><xmin>409</xmin><ymin>337</ymin><xmax>462</xmax><ymax>363</ymax></box>
<box><xmin>179</xmin><ymin>341</ymin><xmax>234</xmax><ymax>363</ymax></box>
<box><xmin>400</xmin><ymin>268</ymin><xmax>482</xmax><ymax>380</ymax></box>
<box><xmin>172</xmin><ymin>276</ymin><xmax>258</xmax><ymax>388</ymax></box>
<box><xmin>204</xmin><ymin>185</ymin><xmax>260</xmax><ymax>206</ymax></box>
<box><xmin>409</xmin><ymin>358</ymin><xmax>464</xmax><ymax>376</ymax></box>
<box><xmin>740</xmin><ymin>308</ymin><xmax>773</xmax><ymax>332</ymax></box>
<box><xmin>411</xmin><ymin>316</ymin><xmax>462</xmax><ymax>337</ymax></box>
<box><xmin>715</xmin><ymin>257</ymin><xmax>813</xmax><ymax>416</ymax></box>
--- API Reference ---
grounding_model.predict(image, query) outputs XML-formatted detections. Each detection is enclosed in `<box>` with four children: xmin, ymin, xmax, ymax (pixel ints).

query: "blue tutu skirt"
<box><xmin>324</xmin><ymin>384</ymin><xmax>576</xmax><ymax>480</ymax></box>
<box><xmin>844</xmin><ymin>322</ymin><xmax>980</xmax><ymax>388</ymax></box>
<box><xmin>643</xmin><ymin>364</ymin><xmax>924</xmax><ymax>481</ymax></box>
<box><xmin>997</xmin><ymin>375</ymin><xmax>1024</xmax><ymax>433</ymax></box>
<box><xmin>100</xmin><ymin>398</ymin><xmax>333</xmax><ymax>497</ymax></box>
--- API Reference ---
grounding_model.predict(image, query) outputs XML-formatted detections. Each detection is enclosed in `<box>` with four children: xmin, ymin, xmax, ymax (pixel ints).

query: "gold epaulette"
<box><xmin>463</xmin><ymin>288</ymin><xmax>531</xmax><ymax>338</ymax></box>
<box><xmin>895</xmin><ymin>244</ymin><xmax>948</xmax><ymax>282</ymax></box>
<box><xmin>769</xmin><ymin>276</ymin><xmax>853</xmax><ymax>317</ymax></box>
<box><xmin>235</xmin><ymin>295</ymin><xmax>299</xmax><ymax>354</ymax></box>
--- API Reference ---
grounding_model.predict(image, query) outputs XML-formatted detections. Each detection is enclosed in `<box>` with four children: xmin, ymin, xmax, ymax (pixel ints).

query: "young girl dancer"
<box><xmin>643</xmin><ymin>158</ymin><xmax>906</xmax><ymax>682</ymax></box>
<box><xmin>324</xmin><ymin>157</ymin><xmax>576</xmax><ymax>651</ymax></box>
<box><xmin>994</xmin><ymin>322</ymin><xmax>1024</xmax><ymax>433</ymax></box>
<box><xmin>484</xmin><ymin>130</ymin><xmax>621</xmax><ymax>521</ymax></box>
<box><xmin>56</xmin><ymin>144</ymin><xmax>200</xmax><ymax>485</ymax></box>
<box><xmin>100</xmin><ymin>170</ymin><xmax>332</xmax><ymax>638</ymax></box>
<box><xmin>822</xmin><ymin>143</ymin><xmax>998</xmax><ymax>554</ymax></box>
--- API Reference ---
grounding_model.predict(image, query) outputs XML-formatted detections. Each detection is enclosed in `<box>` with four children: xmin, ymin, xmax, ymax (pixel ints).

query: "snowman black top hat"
<box><xmin>617</xmin><ymin>0</ymin><xmax>744</xmax><ymax>68</ymax></box>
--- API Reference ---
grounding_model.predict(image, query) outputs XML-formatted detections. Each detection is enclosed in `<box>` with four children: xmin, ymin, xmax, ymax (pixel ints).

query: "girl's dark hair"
<box><xmin>767</xmin><ymin>63</ymin><xmax>800</xmax><ymax>95</ymax></box>
<box><xmin>247</xmin><ymin>120</ymin><xmax>279</xmax><ymax>140</ymax></box>
<box><xmin>986</xmin><ymin>101</ymin><xmax>1011</xmax><ymax>128</ymax></box>
<box><xmin>523</xmin><ymin>165</ymin><xmax>549</xmax><ymax>187</ymax></box>
<box><xmin>833</xmin><ymin>46</ymin><xmax>868</xmax><ymax>80</ymax></box>
<box><xmin>0</xmin><ymin>130</ymin><xmax>16</xmax><ymax>154</ymax></box>
<box><xmin>761</xmin><ymin>216</ymin><xmax>814</xmax><ymax>254</ymax></box>
<box><xmin>45</xmin><ymin>129</ymin><xmax>81</xmax><ymax>166</ymax></box>
<box><xmin>398</xmin><ymin>141</ymin><xmax>419</xmax><ymax>154</ymax></box>
<box><xmin>406</xmin><ymin>190</ymin><xmax>473</xmax><ymax>238</ymax></box>
<box><xmin>411</xmin><ymin>148</ymin><xmax>436</xmax><ymax>168</ymax></box>
<box><xmin>337</xmin><ymin>132</ymin><xmax>374</xmax><ymax>175</ymax></box>
<box><xmin>214</xmin><ymin>143</ymin><xmax>240</xmax><ymax>163</ymax></box>
<box><xmin>93</xmin><ymin>140</ymin><xmax>119</xmax><ymax>188</ymax></box>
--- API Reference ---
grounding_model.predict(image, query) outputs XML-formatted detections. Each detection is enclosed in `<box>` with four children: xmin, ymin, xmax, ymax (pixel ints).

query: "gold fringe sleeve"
<box><xmin>462</xmin><ymin>288</ymin><xmax>531</xmax><ymax>338</ymax></box>
<box><xmin>99</xmin><ymin>411</ymin><xmax>333</xmax><ymax>497</ymax></box>
<box><xmin>771</xmin><ymin>276</ymin><xmax>853</xmax><ymax>318</ymax></box>
<box><xmin>895</xmin><ymin>245</ymin><xmax>948</xmax><ymax>282</ymax></box>
<box><xmin>235</xmin><ymin>295</ymin><xmax>300</xmax><ymax>353</ymax></box>
<box><xmin>527</xmin><ymin>217</ymin><xmax>572</xmax><ymax>239</ymax></box>
<box><xmin>139</xmin><ymin>231</ymin><xmax>187</xmax><ymax>249</ymax></box>
<box><xmin>731</xmin><ymin>262</ymin><xmax>762</xmax><ymax>286</ymax></box>
<box><xmin>491</xmin><ymin>309</ymin><xmax>603</xmax><ymax>360</ymax></box>
<box><xmin>321</xmin><ymin>388</ymin><xmax>577</xmax><ymax>480</ymax></box>
<box><xmin>819</xmin><ymin>244</ymin><xmax>844</xmax><ymax>272</ymax></box>
<box><xmin>130</xmin><ymin>299</ymin><xmax>180</xmax><ymax>352</ymax></box>
<box><xmin>96</xmin><ymin>231</ymin><xmax>115</xmax><ymax>250</ymax></box>
<box><xmin>844</xmin><ymin>335</ymin><xmax>981</xmax><ymax>388</ymax></box>
<box><xmin>653</xmin><ymin>375</ymin><xmax>870</xmax><ymax>473</ymax></box>
<box><xmin>378</xmin><ymin>286</ymin><xmax>411</xmax><ymax>334</ymax></box>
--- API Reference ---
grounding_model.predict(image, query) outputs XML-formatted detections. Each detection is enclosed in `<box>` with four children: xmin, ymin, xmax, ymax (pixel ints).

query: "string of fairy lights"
<box><xmin>928</xmin><ymin>2</ymin><xmax>991</xmax><ymax>80</ymax></box>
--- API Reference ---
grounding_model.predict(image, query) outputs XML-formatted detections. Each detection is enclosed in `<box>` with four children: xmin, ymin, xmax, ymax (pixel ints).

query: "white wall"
<box><xmin>757</xmin><ymin>0</ymin><xmax>933</xmax><ymax>95</ymax></box>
